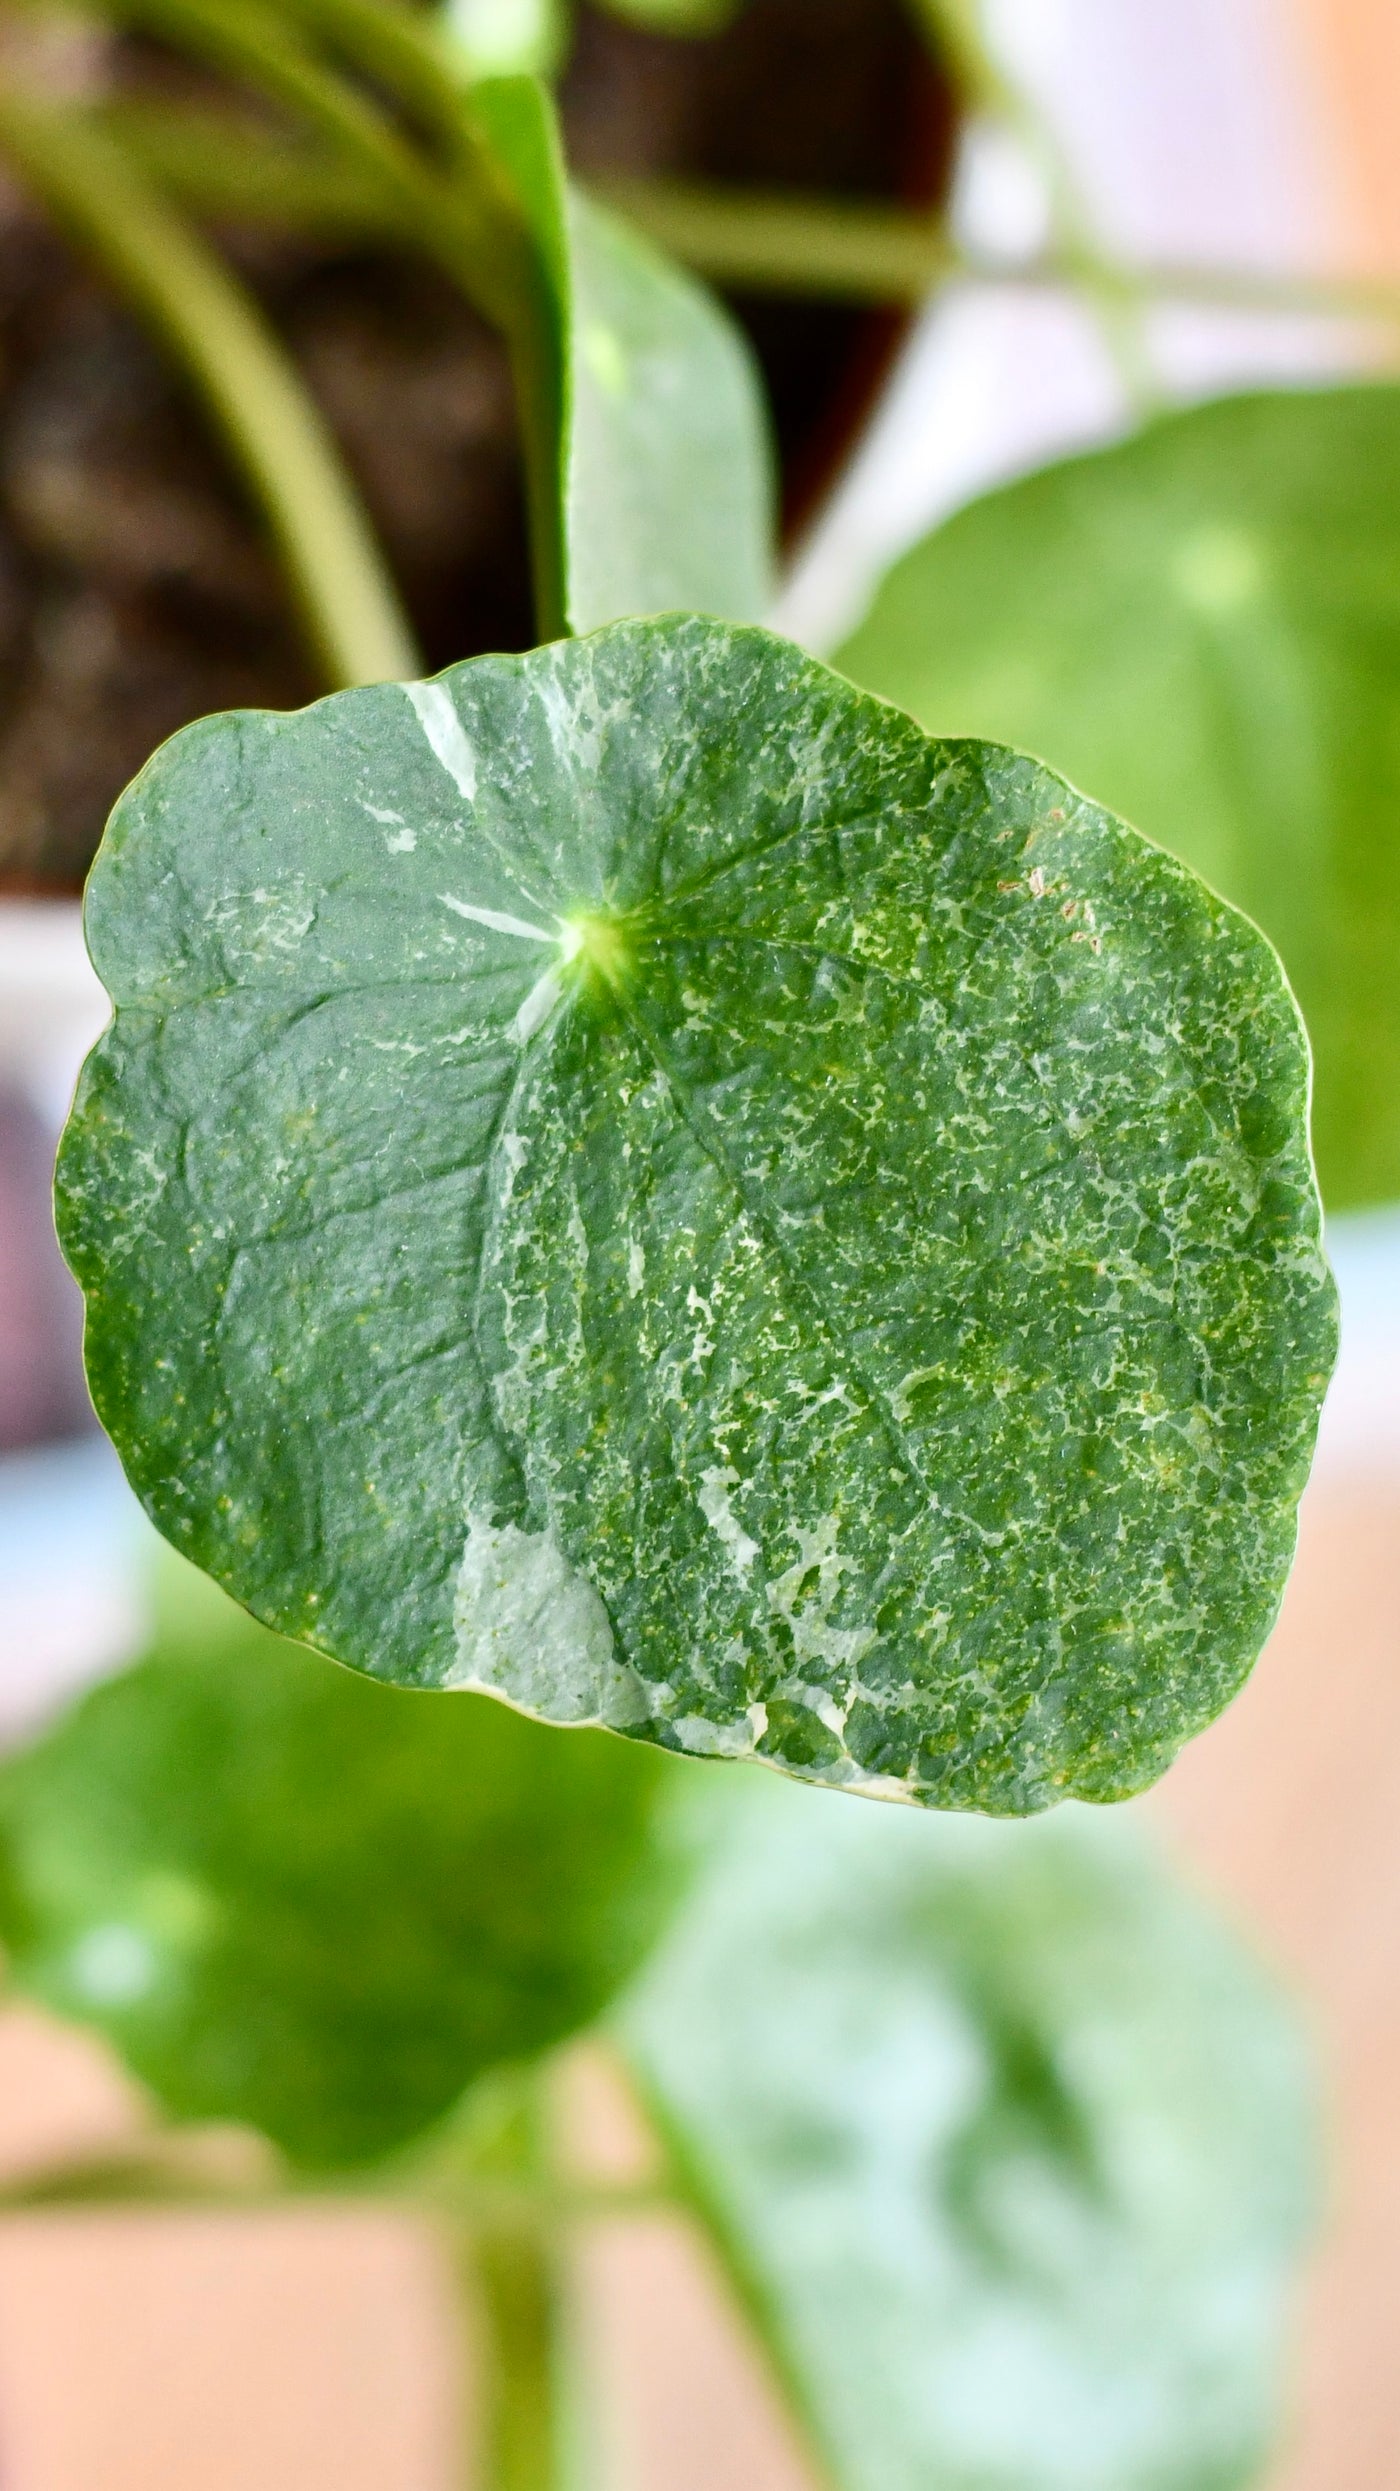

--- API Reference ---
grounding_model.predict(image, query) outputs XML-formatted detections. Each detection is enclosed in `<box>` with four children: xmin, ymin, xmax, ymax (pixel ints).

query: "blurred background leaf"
<box><xmin>620</xmin><ymin>1778</ymin><xmax>1314</xmax><ymax>2491</ymax></box>
<box><xmin>837</xmin><ymin>386</ymin><xmax>1400</xmax><ymax>1212</ymax></box>
<box><xmin>0</xmin><ymin>1548</ymin><xmax>686</xmax><ymax>2169</ymax></box>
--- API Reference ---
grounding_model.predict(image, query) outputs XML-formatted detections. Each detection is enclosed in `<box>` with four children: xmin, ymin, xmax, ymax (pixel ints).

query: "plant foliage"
<box><xmin>0</xmin><ymin>4</ymin><xmax>1363</xmax><ymax>2476</ymax></box>
<box><xmin>622</xmin><ymin>1779</ymin><xmax>1313</xmax><ymax>2491</ymax></box>
<box><xmin>475</xmin><ymin>74</ymin><xmax>772</xmax><ymax>633</ymax></box>
<box><xmin>57</xmin><ymin>617</ymin><xmax>1335</xmax><ymax>1810</ymax></box>
<box><xmin>838</xmin><ymin>385</ymin><xmax>1400</xmax><ymax>1209</ymax></box>
<box><xmin>0</xmin><ymin>1552</ymin><xmax>679</xmax><ymax>2168</ymax></box>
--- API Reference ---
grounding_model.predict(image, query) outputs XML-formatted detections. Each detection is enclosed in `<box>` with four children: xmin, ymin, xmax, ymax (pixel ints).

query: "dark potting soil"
<box><xmin>0</xmin><ymin>0</ymin><xmax>952</xmax><ymax>893</ymax></box>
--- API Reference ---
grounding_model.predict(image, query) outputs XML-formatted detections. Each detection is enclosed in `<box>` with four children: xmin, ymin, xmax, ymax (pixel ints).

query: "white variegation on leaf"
<box><xmin>57</xmin><ymin>616</ymin><xmax>1335</xmax><ymax>1812</ymax></box>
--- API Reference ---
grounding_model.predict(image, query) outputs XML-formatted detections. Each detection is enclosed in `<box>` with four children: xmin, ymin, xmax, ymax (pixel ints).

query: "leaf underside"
<box><xmin>837</xmin><ymin>383</ymin><xmax>1400</xmax><ymax>1210</ymax></box>
<box><xmin>57</xmin><ymin>616</ymin><xmax>1336</xmax><ymax>1813</ymax></box>
<box><xmin>619</xmin><ymin>1779</ymin><xmax>1313</xmax><ymax>2491</ymax></box>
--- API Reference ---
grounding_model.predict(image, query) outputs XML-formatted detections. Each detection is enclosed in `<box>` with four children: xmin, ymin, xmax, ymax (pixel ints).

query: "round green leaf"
<box><xmin>836</xmin><ymin>384</ymin><xmax>1400</xmax><ymax>1209</ymax></box>
<box><xmin>0</xmin><ymin>1551</ymin><xmax>679</xmax><ymax>2169</ymax></box>
<box><xmin>619</xmin><ymin>1781</ymin><xmax>1314</xmax><ymax>2491</ymax></box>
<box><xmin>56</xmin><ymin>616</ymin><xmax>1335</xmax><ymax>1812</ymax></box>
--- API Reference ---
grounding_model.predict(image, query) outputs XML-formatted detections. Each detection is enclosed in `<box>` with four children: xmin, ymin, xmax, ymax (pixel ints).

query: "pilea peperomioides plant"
<box><xmin>8</xmin><ymin>0</ymin><xmax>1400</xmax><ymax>2482</ymax></box>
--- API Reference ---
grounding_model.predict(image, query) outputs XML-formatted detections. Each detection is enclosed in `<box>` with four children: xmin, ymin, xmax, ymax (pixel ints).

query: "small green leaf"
<box><xmin>57</xmin><ymin>617</ymin><xmax>1335</xmax><ymax>1811</ymax></box>
<box><xmin>837</xmin><ymin>384</ymin><xmax>1400</xmax><ymax>1210</ymax></box>
<box><xmin>0</xmin><ymin>1550</ymin><xmax>679</xmax><ymax>2168</ymax></box>
<box><xmin>618</xmin><ymin>1779</ymin><xmax>1314</xmax><ymax>2491</ymax></box>
<box><xmin>476</xmin><ymin>75</ymin><xmax>772</xmax><ymax>632</ymax></box>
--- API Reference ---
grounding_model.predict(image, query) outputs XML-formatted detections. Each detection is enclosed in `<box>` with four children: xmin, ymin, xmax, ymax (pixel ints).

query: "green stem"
<box><xmin>906</xmin><ymin>0</ymin><xmax>1163</xmax><ymax>412</ymax></box>
<box><xmin>604</xmin><ymin>2044</ymin><xmax>844</xmax><ymax>2491</ymax></box>
<box><xmin>269</xmin><ymin>0</ymin><xmax>568</xmax><ymax>637</ymax></box>
<box><xmin>596</xmin><ymin>175</ymin><xmax>1400</xmax><ymax>331</ymax></box>
<box><xmin>95</xmin><ymin>100</ymin><xmax>396</xmax><ymax>234</ymax></box>
<box><xmin>597</xmin><ymin>179</ymin><xmax>957</xmax><ymax>300</ymax></box>
<box><xmin>69</xmin><ymin>0</ymin><xmax>566</xmax><ymax>636</ymax></box>
<box><xmin>275</xmin><ymin>0</ymin><xmax>491</xmax><ymax>167</ymax></box>
<box><xmin>458</xmin><ymin>2072</ymin><xmax>571</xmax><ymax>2491</ymax></box>
<box><xmin>58</xmin><ymin>0</ymin><xmax>524</xmax><ymax>323</ymax></box>
<box><xmin>0</xmin><ymin>90</ymin><xmax>419</xmax><ymax>686</ymax></box>
<box><xmin>0</xmin><ymin>2143</ymin><xmax>672</xmax><ymax>2219</ymax></box>
<box><xmin>468</xmin><ymin>2221</ymin><xmax>565</xmax><ymax>2491</ymax></box>
<box><xmin>86</xmin><ymin>106</ymin><xmax>1400</xmax><ymax>341</ymax></box>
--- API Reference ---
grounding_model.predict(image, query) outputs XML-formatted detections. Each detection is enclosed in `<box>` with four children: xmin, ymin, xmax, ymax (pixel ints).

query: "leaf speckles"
<box><xmin>57</xmin><ymin>616</ymin><xmax>1336</xmax><ymax>1811</ymax></box>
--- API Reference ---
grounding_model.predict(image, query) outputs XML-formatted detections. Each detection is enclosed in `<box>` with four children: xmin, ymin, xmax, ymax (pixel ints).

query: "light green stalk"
<box><xmin>94</xmin><ymin>99</ymin><xmax>396</xmax><ymax>235</ymax></box>
<box><xmin>597</xmin><ymin>179</ymin><xmax>957</xmax><ymax>300</ymax></box>
<box><xmin>58</xmin><ymin>0</ymin><xmax>566</xmax><ymax>634</ymax></box>
<box><xmin>65</xmin><ymin>0</ymin><xmax>516</xmax><ymax>311</ymax></box>
<box><xmin>235</xmin><ymin>0</ymin><xmax>569</xmax><ymax>638</ymax></box>
<box><xmin>906</xmin><ymin>0</ymin><xmax>1163</xmax><ymax>411</ymax></box>
<box><xmin>452</xmin><ymin>2070</ymin><xmax>572</xmax><ymax>2491</ymax></box>
<box><xmin>597</xmin><ymin>175</ymin><xmax>1400</xmax><ymax>331</ymax></box>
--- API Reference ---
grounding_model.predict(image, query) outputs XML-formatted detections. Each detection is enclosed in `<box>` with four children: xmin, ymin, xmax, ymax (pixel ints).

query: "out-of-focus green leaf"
<box><xmin>619</xmin><ymin>1779</ymin><xmax>1313</xmax><ymax>2491</ymax></box>
<box><xmin>56</xmin><ymin>616</ymin><xmax>1334</xmax><ymax>1811</ymax></box>
<box><xmin>837</xmin><ymin>385</ymin><xmax>1400</xmax><ymax>1209</ymax></box>
<box><xmin>476</xmin><ymin>75</ymin><xmax>772</xmax><ymax>632</ymax></box>
<box><xmin>444</xmin><ymin>0</ymin><xmax>567</xmax><ymax>80</ymax></box>
<box><xmin>0</xmin><ymin>1552</ymin><xmax>680</xmax><ymax>2169</ymax></box>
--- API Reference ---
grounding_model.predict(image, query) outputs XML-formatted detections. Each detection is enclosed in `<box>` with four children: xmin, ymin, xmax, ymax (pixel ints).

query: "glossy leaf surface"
<box><xmin>838</xmin><ymin>385</ymin><xmax>1400</xmax><ymax>1208</ymax></box>
<box><xmin>620</xmin><ymin>1779</ymin><xmax>1313</xmax><ymax>2491</ymax></box>
<box><xmin>57</xmin><ymin>617</ymin><xmax>1334</xmax><ymax>1809</ymax></box>
<box><xmin>477</xmin><ymin>76</ymin><xmax>771</xmax><ymax>632</ymax></box>
<box><xmin>0</xmin><ymin>1552</ymin><xmax>678</xmax><ymax>2168</ymax></box>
